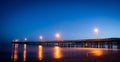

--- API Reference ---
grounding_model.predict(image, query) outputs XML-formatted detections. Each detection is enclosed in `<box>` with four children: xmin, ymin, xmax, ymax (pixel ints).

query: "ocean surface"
<box><xmin>1</xmin><ymin>44</ymin><xmax>120</xmax><ymax>62</ymax></box>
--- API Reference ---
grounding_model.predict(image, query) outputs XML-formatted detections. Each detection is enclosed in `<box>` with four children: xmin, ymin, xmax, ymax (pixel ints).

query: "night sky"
<box><xmin>1</xmin><ymin>0</ymin><xmax>120</xmax><ymax>45</ymax></box>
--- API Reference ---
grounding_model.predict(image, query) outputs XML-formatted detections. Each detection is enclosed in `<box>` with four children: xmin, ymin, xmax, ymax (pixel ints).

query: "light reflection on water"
<box><xmin>86</xmin><ymin>48</ymin><xmax>103</xmax><ymax>56</ymax></box>
<box><xmin>23</xmin><ymin>44</ymin><xmax>26</xmax><ymax>62</ymax></box>
<box><xmin>38</xmin><ymin>45</ymin><xmax>43</xmax><ymax>60</ymax></box>
<box><xmin>12</xmin><ymin>44</ymin><xmax>18</xmax><ymax>62</ymax></box>
<box><xmin>11</xmin><ymin>44</ymin><xmax>120</xmax><ymax>61</ymax></box>
<box><xmin>91</xmin><ymin>49</ymin><xmax>103</xmax><ymax>56</ymax></box>
<box><xmin>53</xmin><ymin>46</ymin><xmax>62</xmax><ymax>59</ymax></box>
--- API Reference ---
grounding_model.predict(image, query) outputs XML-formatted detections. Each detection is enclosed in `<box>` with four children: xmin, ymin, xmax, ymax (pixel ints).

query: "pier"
<box><xmin>12</xmin><ymin>38</ymin><xmax>120</xmax><ymax>48</ymax></box>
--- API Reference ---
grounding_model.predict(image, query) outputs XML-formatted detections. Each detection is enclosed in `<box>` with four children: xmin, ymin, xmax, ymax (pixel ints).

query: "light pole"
<box><xmin>94</xmin><ymin>28</ymin><xmax>99</xmax><ymax>39</ymax></box>
<box><xmin>24</xmin><ymin>38</ymin><xmax>27</xmax><ymax>41</ymax></box>
<box><xmin>15</xmin><ymin>39</ymin><xmax>19</xmax><ymax>42</ymax></box>
<box><xmin>55</xmin><ymin>33</ymin><xmax>60</xmax><ymax>41</ymax></box>
<box><xmin>39</xmin><ymin>36</ymin><xmax>43</xmax><ymax>41</ymax></box>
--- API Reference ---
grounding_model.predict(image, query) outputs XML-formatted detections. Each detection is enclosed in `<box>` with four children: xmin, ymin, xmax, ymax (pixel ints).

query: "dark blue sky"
<box><xmin>1</xmin><ymin>0</ymin><xmax>120</xmax><ymax>42</ymax></box>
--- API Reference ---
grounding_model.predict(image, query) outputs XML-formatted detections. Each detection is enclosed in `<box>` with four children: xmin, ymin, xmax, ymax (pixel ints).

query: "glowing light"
<box><xmin>92</xmin><ymin>51</ymin><xmax>103</xmax><ymax>56</ymax></box>
<box><xmin>94</xmin><ymin>28</ymin><xmax>99</xmax><ymax>39</ymax></box>
<box><xmin>23</xmin><ymin>44</ymin><xmax>27</xmax><ymax>61</ymax></box>
<box><xmin>90</xmin><ymin>48</ymin><xmax>103</xmax><ymax>56</ymax></box>
<box><xmin>24</xmin><ymin>38</ymin><xmax>27</xmax><ymax>41</ymax></box>
<box><xmin>94</xmin><ymin>28</ymin><xmax>99</xmax><ymax>33</ymax></box>
<box><xmin>55</xmin><ymin>33</ymin><xmax>60</xmax><ymax>40</ymax></box>
<box><xmin>12</xmin><ymin>44</ymin><xmax>18</xmax><ymax>62</ymax></box>
<box><xmin>39</xmin><ymin>36</ymin><xmax>43</xmax><ymax>41</ymax></box>
<box><xmin>38</xmin><ymin>45</ymin><xmax>43</xmax><ymax>60</ymax></box>
<box><xmin>77</xmin><ymin>48</ymin><xmax>103</xmax><ymax>57</ymax></box>
<box><xmin>15</xmin><ymin>39</ymin><xmax>19</xmax><ymax>42</ymax></box>
<box><xmin>53</xmin><ymin>46</ymin><xmax>62</xmax><ymax>59</ymax></box>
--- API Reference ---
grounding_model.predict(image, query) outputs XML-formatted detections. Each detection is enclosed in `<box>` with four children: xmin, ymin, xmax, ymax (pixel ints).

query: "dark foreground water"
<box><xmin>1</xmin><ymin>44</ymin><xmax>120</xmax><ymax>62</ymax></box>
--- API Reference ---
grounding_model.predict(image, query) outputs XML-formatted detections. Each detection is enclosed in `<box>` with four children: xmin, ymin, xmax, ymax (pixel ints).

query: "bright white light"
<box><xmin>24</xmin><ymin>38</ymin><xmax>27</xmax><ymax>41</ymax></box>
<box><xmin>94</xmin><ymin>28</ymin><xmax>99</xmax><ymax>39</ymax></box>
<box><xmin>55</xmin><ymin>33</ymin><xmax>60</xmax><ymax>40</ymax></box>
<box><xmin>55</xmin><ymin>33</ymin><xmax>60</xmax><ymax>39</ymax></box>
<box><xmin>39</xmin><ymin>36</ymin><xmax>43</xmax><ymax>41</ymax></box>
<box><xmin>94</xmin><ymin>28</ymin><xmax>99</xmax><ymax>33</ymax></box>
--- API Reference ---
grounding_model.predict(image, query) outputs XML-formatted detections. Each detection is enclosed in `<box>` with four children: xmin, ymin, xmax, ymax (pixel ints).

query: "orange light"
<box><xmin>53</xmin><ymin>46</ymin><xmax>62</xmax><ymax>59</ymax></box>
<box><xmin>90</xmin><ymin>48</ymin><xmax>103</xmax><ymax>56</ymax></box>
<box><xmin>23</xmin><ymin>44</ymin><xmax>27</xmax><ymax>61</ymax></box>
<box><xmin>38</xmin><ymin>45</ymin><xmax>43</xmax><ymax>60</ymax></box>
<box><xmin>76</xmin><ymin>48</ymin><xmax>103</xmax><ymax>56</ymax></box>
<box><xmin>13</xmin><ymin>44</ymin><xmax>18</xmax><ymax>61</ymax></box>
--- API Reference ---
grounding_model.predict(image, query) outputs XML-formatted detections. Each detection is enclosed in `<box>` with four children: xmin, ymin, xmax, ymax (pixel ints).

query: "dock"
<box><xmin>12</xmin><ymin>38</ymin><xmax>120</xmax><ymax>48</ymax></box>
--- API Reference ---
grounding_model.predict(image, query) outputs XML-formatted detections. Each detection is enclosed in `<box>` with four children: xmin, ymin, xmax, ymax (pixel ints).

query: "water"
<box><xmin>1</xmin><ymin>44</ymin><xmax>120</xmax><ymax>62</ymax></box>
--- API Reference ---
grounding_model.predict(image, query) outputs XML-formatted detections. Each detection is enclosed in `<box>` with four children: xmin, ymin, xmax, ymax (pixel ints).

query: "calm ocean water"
<box><xmin>1</xmin><ymin>44</ymin><xmax>120</xmax><ymax>62</ymax></box>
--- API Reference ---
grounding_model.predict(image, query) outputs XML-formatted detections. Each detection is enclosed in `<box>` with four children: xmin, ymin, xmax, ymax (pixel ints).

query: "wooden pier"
<box><xmin>12</xmin><ymin>38</ymin><xmax>120</xmax><ymax>48</ymax></box>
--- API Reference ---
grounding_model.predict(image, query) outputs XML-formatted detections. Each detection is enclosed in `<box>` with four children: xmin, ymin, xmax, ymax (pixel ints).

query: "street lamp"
<box><xmin>55</xmin><ymin>33</ymin><xmax>60</xmax><ymax>40</ymax></box>
<box><xmin>94</xmin><ymin>28</ymin><xmax>99</xmax><ymax>39</ymax></box>
<box><xmin>15</xmin><ymin>39</ymin><xmax>19</xmax><ymax>42</ymax></box>
<box><xmin>39</xmin><ymin>36</ymin><xmax>43</xmax><ymax>41</ymax></box>
<box><xmin>24</xmin><ymin>38</ymin><xmax>27</xmax><ymax>41</ymax></box>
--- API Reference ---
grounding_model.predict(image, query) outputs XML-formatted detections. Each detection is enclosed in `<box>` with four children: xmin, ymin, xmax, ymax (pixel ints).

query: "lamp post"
<box><xmin>94</xmin><ymin>28</ymin><xmax>99</xmax><ymax>39</ymax></box>
<box><xmin>39</xmin><ymin>36</ymin><xmax>43</xmax><ymax>41</ymax></box>
<box><xmin>55</xmin><ymin>33</ymin><xmax>60</xmax><ymax>41</ymax></box>
<box><xmin>15</xmin><ymin>39</ymin><xmax>19</xmax><ymax>42</ymax></box>
<box><xmin>24</xmin><ymin>38</ymin><xmax>27</xmax><ymax>41</ymax></box>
